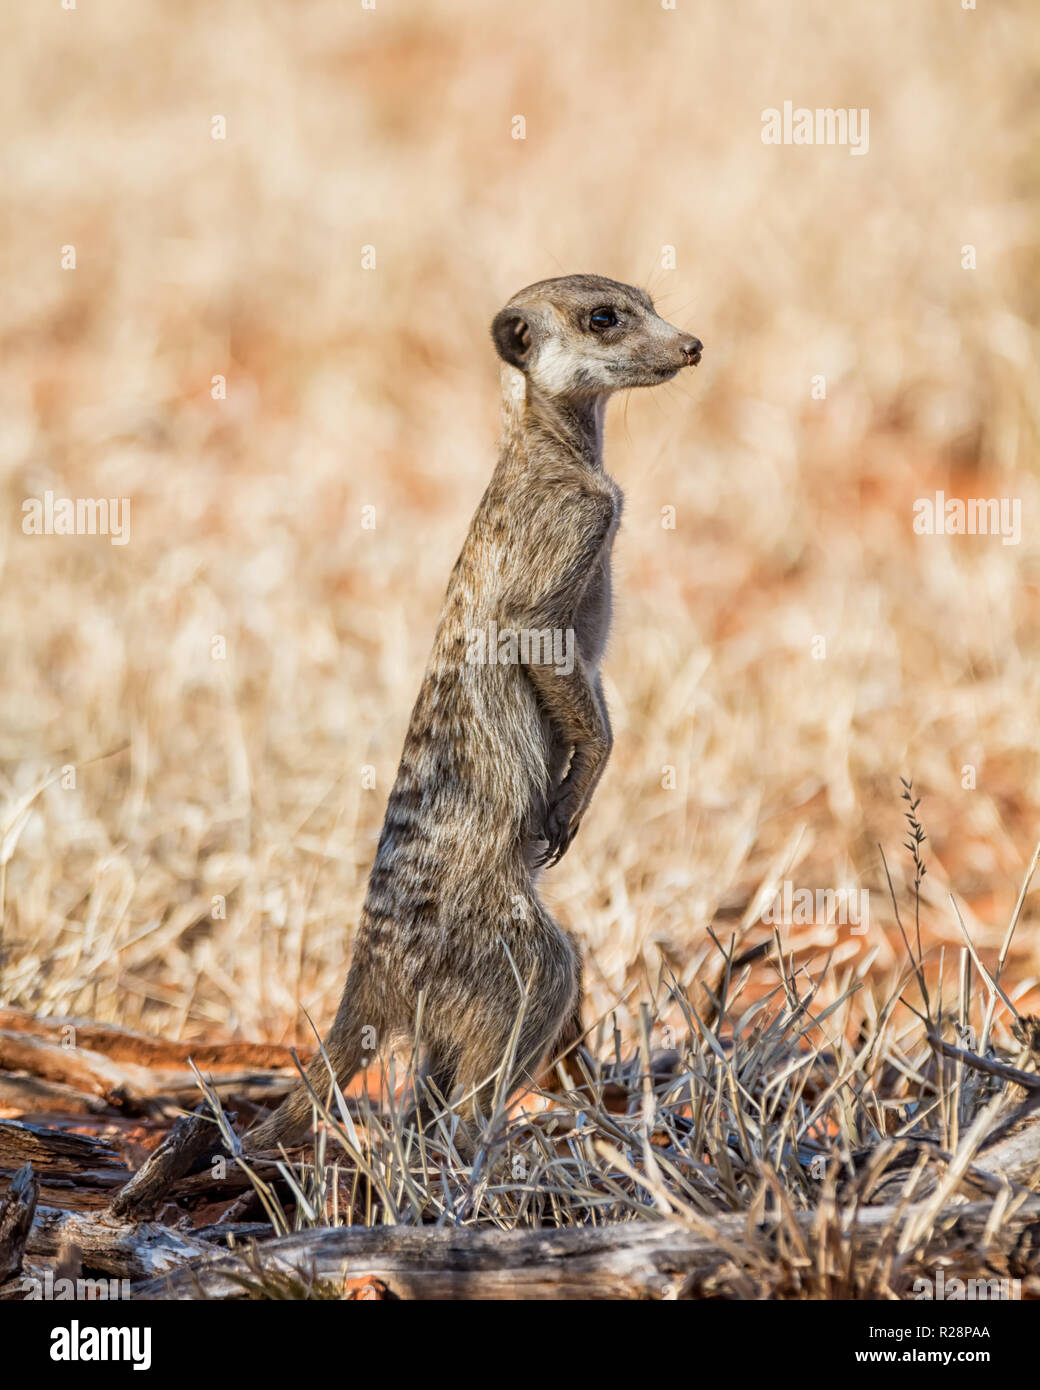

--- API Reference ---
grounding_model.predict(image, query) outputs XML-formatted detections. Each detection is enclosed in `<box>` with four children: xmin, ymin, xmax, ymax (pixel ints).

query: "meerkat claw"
<box><xmin>539</xmin><ymin>803</ymin><xmax>580</xmax><ymax>867</ymax></box>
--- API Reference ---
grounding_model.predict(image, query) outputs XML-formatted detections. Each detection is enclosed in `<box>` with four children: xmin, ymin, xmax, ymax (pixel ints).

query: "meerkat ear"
<box><xmin>491</xmin><ymin>309</ymin><xmax>535</xmax><ymax>370</ymax></box>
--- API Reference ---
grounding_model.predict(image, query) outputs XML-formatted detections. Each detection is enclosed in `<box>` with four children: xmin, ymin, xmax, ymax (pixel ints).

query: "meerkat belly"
<box><xmin>479</xmin><ymin>657</ymin><xmax>558</xmax><ymax>827</ymax></box>
<box><xmin>359</xmin><ymin>662</ymin><xmax>533</xmax><ymax>979</ymax></box>
<box><xmin>376</xmin><ymin>659</ymin><xmax>544</xmax><ymax>861</ymax></box>
<box><xmin>575</xmin><ymin>547</ymin><xmax>614</xmax><ymax>668</ymax></box>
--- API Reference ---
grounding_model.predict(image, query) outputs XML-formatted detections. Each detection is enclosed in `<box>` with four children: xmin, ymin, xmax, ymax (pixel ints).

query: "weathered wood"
<box><xmin>0</xmin><ymin>1163</ymin><xmax>39</xmax><ymax>1282</ymax></box>
<box><xmin>193</xmin><ymin>1221</ymin><xmax>273</xmax><ymax>1245</ymax></box>
<box><xmin>0</xmin><ymin>1030</ymin><xmax>154</xmax><ymax>1101</ymax></box>
<box><xmin>0</xmin><ymin>1030</ymin><xmax>296</xmax><ymax>1111</ymax></box>
<box><xmin>4</xmin><ymin>1004</ymin><xmax>1038</xmax><ymax>1301</ymax></box>
<box><xmin>0</xmin><ymin>1259</ymin><xmax>50</xmax><ymax>1301</ymax></box>
<box><xmin>132</xmin><ymin>1194</ymin><xmax>1040</xmax><ymax>1301</ymax></box>
<box><xmin>978</xmin><ymin>1106</ymin><xmax>1040</xmax><ymax>1185</ymax></box>
<box><xmin>919</xmin><ymin>1034</ymin><xmax>1040</xmax><ymax>1184</ymax></box>
<box><xmin>0</xmin><ymin>1007</ymin><xmax>310</xmax><ymax>1072</ymax></box>
<box><xmin>25</xmin><ymin>1204</ymin><xmax>214</xmax><ymax>1281</ymax></box>
<box><xmin>0</xmin><ymin>1118</ymin><xmax>129</xmax><ymax>1209</ymax></box>
<box><xmin>929</xmin><ymin>1035</ymin><xmax>1040</xmax><ymax>1092</ymax></box>
<box><xmin>166</xmin><ymin>1159</ymin><xmax>287</xmax><ymax>1204</ymax></box>
<box><xmin>109</xmin><ymin>1112</ymin><xmax>222</xmax><ymax>1221</ymax></box>
<box><xmin>1</xmin><ymin>1116</ymin><xmax>281</xmax><ymax>1212</ymax></box>
<box><xmin>0</xmin><ymin>1073</ymin><xmax>118</xmax><ymax>1117</ymax></box>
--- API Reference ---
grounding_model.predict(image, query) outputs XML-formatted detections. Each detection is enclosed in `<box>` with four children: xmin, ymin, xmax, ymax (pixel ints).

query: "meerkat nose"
<box><xmin>680</xmin><ymin>337</ymin><xmax>703</xmax><ymax>365</ymax></box>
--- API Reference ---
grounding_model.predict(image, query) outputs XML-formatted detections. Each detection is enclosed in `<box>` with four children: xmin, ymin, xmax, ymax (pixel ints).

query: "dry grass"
<box><xmin>196</xmin><ymin>839</ymin><xmax>1040</xmax><ymax>1298</ymax></box>
<box><xmin>2</xmin><ymin>0</ymin><xmax>1040</xmax><ymax>1291</ymax></box>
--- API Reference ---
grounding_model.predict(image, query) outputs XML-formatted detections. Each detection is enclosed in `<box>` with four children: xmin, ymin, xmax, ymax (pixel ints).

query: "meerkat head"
<box><xmin>491</xmin><ymin>274</ymin><xmax>702</xmax><ymax>401</ymax></box>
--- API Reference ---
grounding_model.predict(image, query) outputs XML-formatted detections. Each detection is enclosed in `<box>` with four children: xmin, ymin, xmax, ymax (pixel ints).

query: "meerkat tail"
<box><xmin>245</xmin><ymin>968</ymin><xmax>372</xmax><ymax>1152</ymax></box>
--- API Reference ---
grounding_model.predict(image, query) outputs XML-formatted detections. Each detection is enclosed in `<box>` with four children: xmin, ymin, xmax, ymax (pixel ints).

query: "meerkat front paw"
<box><xmin>538</xmin><ymin>789</ymin><xmax>583</xmax><ymax>867</ymax></box>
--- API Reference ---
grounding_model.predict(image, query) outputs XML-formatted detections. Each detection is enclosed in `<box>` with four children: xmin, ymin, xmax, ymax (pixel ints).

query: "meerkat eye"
<box><xmin>589</xmin><ymin>307</ymin><xmax>618</xmax><ymax>331</ymax></box>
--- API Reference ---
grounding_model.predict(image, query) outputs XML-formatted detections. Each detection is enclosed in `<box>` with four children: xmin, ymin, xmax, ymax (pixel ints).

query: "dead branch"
<box><xmin>928</xmin><ymin>1033</ymin><xmax>1040</xmax><ymax>1092</ymax></box>
<box><xmin>0</xmin><ymin>1163</ymin><xmax>39</xmax><ymax>1283</ymax></box>
<box><xmin>977</xmin><ymin>1104</ymin><xmax>1040</xmax><ymax>1184</ymax></box>
<box><xmin>109</xmin><ymin>1111</ymin><xmax>222</xmax><ymax>1221</ymax></box>
<box><xmin>0</xmin><ymin>1008</ymin><xmax>311</xmax><ymax>1071</ymax></box>
<box><xmin>0</xmin><ymin>1073</ymin><xmax>118</xmax><ymax>1117</ymax></box>
<box><xmin>132</xmin><ymin>1193</ymin><xmax>1040</xmax><ymax>1300</ymax></box>
<box><xmin>0</xmin><ymin>1119</ymin><xmax>129</xmax><ymax>1209</ymax></box>
<box><xmin>0</xmin><ymin>1029</ymin><xmax>296</xmax><ymax>1113</ymax></box>
<box><xmin>24</xmin><ymin>1204</ymin><xmax>214</xmax><ymax>1282</ymax></box>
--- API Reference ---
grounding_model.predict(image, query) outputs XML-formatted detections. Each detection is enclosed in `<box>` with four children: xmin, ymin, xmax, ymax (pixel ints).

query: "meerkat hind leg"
<box><xmin>537</xmin><ymin>946</ymin><xmax>589</xmax><ymax>1091</ymax></box>
<box><xmin>400</xmin><ymin>1044</ymin><xmax>459</xmax><ymax>1133</ymax></box>
<box><xmin>451</xmin><ymin>988</ymin><xmax>574</xmax><ymax>1136</ymax></box>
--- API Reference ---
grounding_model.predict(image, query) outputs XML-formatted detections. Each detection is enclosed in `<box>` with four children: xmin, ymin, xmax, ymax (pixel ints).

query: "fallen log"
<box><xmin>978</xmin><ymin>1106</ymin><xmax>1040</xmax><ymax>1185</ymax></box>
<box><xmin>0</xmin><ymin>1163</ymin><xmax>39</xmax><ymax>1283</ymax></box>
<box><xmin>0</xmin><ymin>1073</ymin><xmax>118</xmax><ymax>1118</ymax></box>
<box><xmin>24</xmin><ymin>1204</ymin><xmax>215</xmax><ymax>1282</ymax></box>
<box><xmin>0</xmin><ymin>1119</ymin><xmax>129</xmax><ymax>1209</ymax></box>
<box><xmin>925</xmin><ymin>1034</ymin><xmax>1040</xmax><ymax>1185</ymax></box>
<box><xmin>0</xmin><ymin>1030</ymin><xmax>156</xmax><ymax>1102</ymax></box>
<box><xmin>0</xmin><ymin>1030</ymin><xmax>296</xmax><ymax>1113</ymax></box>
<box><xmin>0</xmin><ymin>1007</ymin><xmax>311</xmax><ymax>1072</ymax></box>
<box><xmin>109</xmin><ymin>1111</ymin><xmax>222</xmax><ymax>1221</ymax></box>
<box><xmin>132</xmin><ymin>1193</ymin><xmax>1040</xmax><ymax>1301</ymax></box>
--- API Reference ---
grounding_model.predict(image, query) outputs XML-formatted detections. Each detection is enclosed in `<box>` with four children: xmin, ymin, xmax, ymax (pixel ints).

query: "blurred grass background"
<box><xmin>1</xmin><ymin>0</ymin><xmax>1039</xmax><ymax>1048</ymax></box>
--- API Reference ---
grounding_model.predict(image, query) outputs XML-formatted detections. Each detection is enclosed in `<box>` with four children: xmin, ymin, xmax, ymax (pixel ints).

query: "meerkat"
<box><xmin>246</xmin><ymin>274</ymin><xmax>702</xmax><ymax>1151</ymax></box>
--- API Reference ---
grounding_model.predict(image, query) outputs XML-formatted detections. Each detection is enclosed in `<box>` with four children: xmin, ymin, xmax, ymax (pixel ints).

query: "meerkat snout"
<box><xmin>491</xmin><ymin>273</ymin><xmax>702</xmax><ymax>399</ymax></box>
<box><xmin>681</xmin><ymin>336</ymin><xmax>703</xmax><ymax>365</ymax></box>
